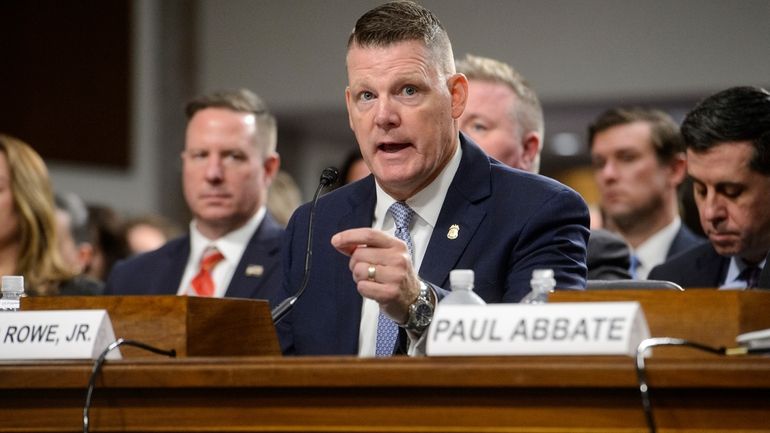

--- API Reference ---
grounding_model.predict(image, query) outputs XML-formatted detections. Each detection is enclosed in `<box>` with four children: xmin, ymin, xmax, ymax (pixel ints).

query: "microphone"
<box><xmin>271</xmin><ymin>166</ymin><xmax>339</xmax><ymax>324</ymax></box>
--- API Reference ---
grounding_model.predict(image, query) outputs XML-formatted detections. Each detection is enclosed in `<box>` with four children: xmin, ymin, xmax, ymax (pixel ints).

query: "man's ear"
<box><xmin>448</xmin><ymin>73</ymin><xmax>469</xmax><ymax>119</ymax></box>
<box><xmin>521</xmin><ymin>131</ymin><xmax>542</xmax><ymax>172</ymax></box>
<box><xmin>263</xmin><ymin>153</ymin><xmax>281</xmax><ymax>187</ymax></box>
<box><xmin>345</xmin><ymin>87</ymin><xmax>355</xmax><ymax>131</ymax></box>
<box><xmin>668</xmin><ymin>153</ymin><xmax>688</xmax><ymax>187</ymax></box>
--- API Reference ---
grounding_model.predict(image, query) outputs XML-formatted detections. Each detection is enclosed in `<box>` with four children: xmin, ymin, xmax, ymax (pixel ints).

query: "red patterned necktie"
<box><xmin>191</xmin><ymin>247</ymin><xmax>224</xmax><ymax>296</ymax></box>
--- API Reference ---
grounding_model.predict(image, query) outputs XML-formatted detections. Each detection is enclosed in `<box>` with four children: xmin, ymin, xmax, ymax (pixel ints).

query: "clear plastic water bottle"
<box><xmin>441</xmin><ymin>269</ymin><xmax>486</xmax><ymax>305</ymax></box>
<box><xmin>0</xmin><ymin>275</ymin><xmax>25</xmax><ymax>311</ymax></box>
<box><xmin>520</xmin><ymin>269</ymin><xmax>555</xmax><ymax>304</ymax></box>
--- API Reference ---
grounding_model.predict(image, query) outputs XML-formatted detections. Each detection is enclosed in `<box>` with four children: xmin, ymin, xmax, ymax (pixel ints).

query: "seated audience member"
<box><xmin>105</xmin><ymin>89</ymin><xmax>284</xmax><ymax>304</ymax></box>
<box><xmin>456</xmin><ymin>53</ymin><xmax>543</xmax><ymax>172</ymax></box>
<box><xmin>649</xmin><ymin>86</ymin><xmax>770</xmax><ymax>289</ymax></box>
<box><xmin>279</xmin><ymin>1</ymin><xmax>589</xmax><ymax>356</ymax></box>
<box><xmin>456</xmin><ymin>53</ymin><xmax>626</xmax><ymax>280</ymax></box>
<box><xmin>0</xmin><ymin>134</ymin><xmax>100</xmax><ymax>295</ymax></box>
<box><xmin>336</xmin><ymin>149</ymin><xmax>371</xmax><ymax>188</ymax></box>
<box><xmin>54</xmin><ymin>191</ymin><xmax>94</xmax><ymax>274</ymax></box>
<box><xmin>266</xmin><ymin>170</ymin><xmax>302</xmax><ymax>226</ymax></box>
<box><xmin>589</xmin><ymin>107</ymin><xmax>704</xmax><ymax>279</ymax></box>
<box><xmin>123</xmin><ymin>213</ymin><xmax>182</xmax><ymax>255</ymax></box>
<box><xmin>86</xmin><ymin>204</ymin><xmax>129</xmax><ymax>282</ymax></box>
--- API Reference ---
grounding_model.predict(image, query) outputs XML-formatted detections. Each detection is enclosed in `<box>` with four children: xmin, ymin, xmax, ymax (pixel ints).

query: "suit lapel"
<box><xmin>694</xmin><ymin>245</ymin><xmax>731</xmax><ymax>287</ymax></box>
<box><xmin>419</xmin><ymin>136</ymin><xmax>491</xmax><ymax>288</ymax></box>
<box><xmin>225</xmin><ymin>214</ymin><xmax>282</xmax><ymax>299</ymax></box>
<box><xmin>159</xmin><ymin>237</ymin><xmax>190</xmax><ymax>295</ymax></box>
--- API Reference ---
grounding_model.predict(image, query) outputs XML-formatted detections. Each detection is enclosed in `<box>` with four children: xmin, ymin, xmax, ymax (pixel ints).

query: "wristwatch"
<box><xmin>399</xmin><ymin>280</ymin><xmax>435</xmax><ymax>334</ymax></box>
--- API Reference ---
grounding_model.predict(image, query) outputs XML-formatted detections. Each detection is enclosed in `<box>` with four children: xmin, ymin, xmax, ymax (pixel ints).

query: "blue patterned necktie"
<box><xmin>375</xmin><ymin>201</ymin><xmax>416</xmax><ymax>357</ymax></box>
<box><xmin>741</xmin><ymin>265</ymin><xmax>761</xmax><ymax>289</ymax></box>
<box><xmin>629</xmin><ymin>254</ymin><xmax>641</xmax><ymax>280</ymax></box>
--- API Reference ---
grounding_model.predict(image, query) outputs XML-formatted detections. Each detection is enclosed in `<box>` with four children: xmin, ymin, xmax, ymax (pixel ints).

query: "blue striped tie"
<box><xmin>629</xmin><ymin>254</ymin><xmax>641</xmax><ymax>280</ymax></box>
<box><xmin>375</xmin><ymin>201</ymin><xmax>415</xmax><ymax>356</ymax></box>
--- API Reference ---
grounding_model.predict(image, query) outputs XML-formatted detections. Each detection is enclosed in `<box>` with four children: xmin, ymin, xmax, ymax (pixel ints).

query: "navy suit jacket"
<box><xmin>648</xmin><ymin>242</ymin><xmax>729</xmax><ymax>288</ymax></box>
<box><xmin>279</xmin><ymin>135</ymin><xmax>590</xmax><ymax>355</ymax></box>
<box><xmin>105</xmin><ymin>214</ymin><xmax>285</xmax><ymax>305</ymax></box>
<box><xmin>759</xmin><ymin>252</ymin><xmax>770</xmax><ymax>289</ymax></box>
<box><xmin>666</xmin><ymin>224</ymin><xmax>705</xmax><ymax>259</ymax></box>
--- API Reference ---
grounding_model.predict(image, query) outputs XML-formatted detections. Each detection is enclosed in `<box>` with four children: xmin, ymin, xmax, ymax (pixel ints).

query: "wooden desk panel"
<box><xmin>2</xmin><ymin>356</ymin><xmax>769</xmax><ymax>433</ymax></box>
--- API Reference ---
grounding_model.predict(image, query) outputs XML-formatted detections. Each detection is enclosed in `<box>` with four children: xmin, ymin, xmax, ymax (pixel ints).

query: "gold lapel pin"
<box><xmin>447</xmin><ymin>224</ymin><xmax>459</xmax><ymax>240</ymax></box>
<box><xmin>245</xmin><ymin>265</ymin><xmax>264</xmax><ymax>277</ymax></box>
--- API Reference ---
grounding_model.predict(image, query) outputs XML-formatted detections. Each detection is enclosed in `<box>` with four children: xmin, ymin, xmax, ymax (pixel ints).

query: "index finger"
<box><xmin>331</xmin><ymin>228</ymin><xmax>394</xmax><ymax>256</ymax></box>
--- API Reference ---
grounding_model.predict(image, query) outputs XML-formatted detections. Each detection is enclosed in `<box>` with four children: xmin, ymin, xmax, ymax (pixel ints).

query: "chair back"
<box><xmin>586</xmin><ymin>279</ymin><xmax>684</xmax><ymax>291</ymax></box>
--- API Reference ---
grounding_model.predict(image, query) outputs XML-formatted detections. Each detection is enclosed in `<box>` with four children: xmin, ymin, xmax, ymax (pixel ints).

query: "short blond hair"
<box><xmin>185</xmin><ymin>88</ymin><xmax>277</xmax><ymax>157</ymax></box>
<box><xmin>456</xmin><ymin>54</ymin><xmax>544</xmax><ymax>139</ymax></box>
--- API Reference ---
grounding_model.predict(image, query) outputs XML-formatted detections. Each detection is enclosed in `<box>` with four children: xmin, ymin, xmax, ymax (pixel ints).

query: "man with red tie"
<box><xmin>105</xmin><ymin>89</ymin><xmax>284</xmax><ymax>304</ymax></box>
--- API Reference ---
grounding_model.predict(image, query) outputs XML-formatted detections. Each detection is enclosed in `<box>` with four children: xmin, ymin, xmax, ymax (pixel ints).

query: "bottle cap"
<box><xmin>450</xmin><ymin>269</ymin><xmax>474</xmax><ymax>289</ymax></box>
<box><xmin>1</xmin><ymin>275</ymin><xmax>24</xmax><ymax>293</ymax></box>
<box><xmin>531</xmin><ymin>269</ymin><xmax>554</xmax><ymax>280</ymax></box>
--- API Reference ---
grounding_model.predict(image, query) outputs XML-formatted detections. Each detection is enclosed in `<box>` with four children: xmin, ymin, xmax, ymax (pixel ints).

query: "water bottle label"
<box><xmin>0</xmin><ymin>299</ymin><xmax>20</xmax><ymax>310</ymax></box>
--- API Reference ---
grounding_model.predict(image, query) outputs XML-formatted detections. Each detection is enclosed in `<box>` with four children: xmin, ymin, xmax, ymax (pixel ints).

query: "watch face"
<box><xmin>413</xmin><ymin>302</ymin><xmax>433</xmax><ymax>327</ymax></box>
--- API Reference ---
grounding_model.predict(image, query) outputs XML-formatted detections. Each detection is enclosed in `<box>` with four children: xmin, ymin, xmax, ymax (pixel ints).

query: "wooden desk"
<box><xmin>2</xmin><ymin>355</ymin><xmax>769</xmax><ymax>432</ymax></box>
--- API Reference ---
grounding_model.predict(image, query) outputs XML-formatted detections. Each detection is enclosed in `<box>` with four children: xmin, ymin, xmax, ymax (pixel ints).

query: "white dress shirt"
<box><xmin>634</xmin><ymin>217</ymin><xmax>682</xmax><ymax>280</ymax></box>
<box><xmin>177</xmin><ymin>206</ymin><xmax>267</xmax><ymax>298</ymax></box>
<box><xmin>358</xmin><ymin>142</ymin><xmax>462</xmax><ymax>357</ymax></box>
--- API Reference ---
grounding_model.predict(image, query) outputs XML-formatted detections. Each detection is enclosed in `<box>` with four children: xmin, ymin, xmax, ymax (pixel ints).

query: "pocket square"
<box><xmin>245</xmin><ymin>265</ymin><xmax>264</xmax><ymax>277</ymax></box>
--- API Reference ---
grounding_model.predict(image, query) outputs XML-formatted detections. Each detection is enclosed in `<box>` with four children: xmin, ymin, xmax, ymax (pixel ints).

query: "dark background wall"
<box><xmin>3</xmin><ymin>0</ymin><xmax>768</xmax><ymax>226</ymax></box>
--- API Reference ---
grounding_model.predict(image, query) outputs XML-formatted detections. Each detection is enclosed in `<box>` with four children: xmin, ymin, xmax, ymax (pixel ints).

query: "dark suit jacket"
<box><xmin>587</xmin><ymin>229</ymin><xmax>631</xmax><ymax>280</ymax></box>
<box><xmin>279</xmin><ymin>135</ymin><xmax>590</xmax><ymax>355</ymax></box>
<box><xmin>648</xmin><ymin>242</ymin><xmax>729</xmax><ymax>288</ymax></box>
<box><xmin>759</xmin><ymin>251</ymin><xmax>770</xmax><ymax>289</ymax></box>
<box><xmin>105</xmin><ymin>214</ymin><xmax>284</xmax><ymax>305</ymax></box>
<box><xmin>667</xmin><ymin>224</ymin><xmax>705</xmax><ymax>259</ymax></box>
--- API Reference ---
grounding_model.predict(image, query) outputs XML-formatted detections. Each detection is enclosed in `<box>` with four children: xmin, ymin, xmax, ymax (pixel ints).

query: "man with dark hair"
<box><xmin>54</xmin><ymin>191</ymin><xmax>94</xmax><ymax>275</ymax></box>
<box><xmin>105</xmin><ymin>89</ymin><xmax>284</xmax><ymax>303</ymax></box>
<box><xmin>280</xmin><ymin>1</ymin><xmax>589</xmax><ymax>356</ymax></box>
<box><xmin>650</xmin><ymin>86</ymin><xmax>770</xmax><ymax>288</ymax></box>
<box><xmin>590</xmin><ymin>107</ymin><xmax>703</xmax><ymax>279</ymax></box>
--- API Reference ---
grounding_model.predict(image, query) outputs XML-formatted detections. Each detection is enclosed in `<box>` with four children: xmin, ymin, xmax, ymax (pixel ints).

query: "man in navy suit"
<box><xmin>649</xmin><ymin>86</ymin><xmax>770</xmax><ymax>289</ymax></box>
<box><xmin>456</xmin><ymin>53</ymin><xmax>544</xmax><ymax>174</ymax></box>
<box><xmin>279</xmin><ymin>1</ymin><xmax>589</xmax><ymax>356</ymax></box>
<box><xmin>105</xmin><ymin>89</ymin><xmax>284</xmax><ymax>305</ymax></box>
<box><xmin>456</xmin><ymin>54</ymin><xmax>631</xmax><ymax>281</ymax></box>
<box><xmin>589</xmin><ymin>107</ymin><xmax>704</xmax><ymax>279</ymax></box>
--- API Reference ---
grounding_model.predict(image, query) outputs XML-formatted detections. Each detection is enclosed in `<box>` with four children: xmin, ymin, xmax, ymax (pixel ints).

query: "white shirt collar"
<box><xmin>180</xmin><ymin>206</ymin><xmax>266</xmax><ymax>297</ymax></box>
<box><xmin>189</xmin><ymin>206</ymin><xmax>266</xmax><ymax>262</ymax></box>
<box><xmin>372</xmin><ymin>140</ymin><xmax>462</xmax><ymax>234</ymax></box>
<box><xmin>633</xmin><ymin>217</ymin><xmax>681</xmax><ymax>280</ymax></box>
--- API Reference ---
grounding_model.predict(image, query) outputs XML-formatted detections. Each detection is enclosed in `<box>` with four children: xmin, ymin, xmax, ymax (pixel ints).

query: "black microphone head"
<box><xmin>319</xmin><ymin>166</ymin><xmax>339</xmax><ymax>186</ymax></box>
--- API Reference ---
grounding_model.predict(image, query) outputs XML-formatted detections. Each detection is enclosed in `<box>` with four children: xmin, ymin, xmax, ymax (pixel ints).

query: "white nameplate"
<box><xmin>0</xmin><ymin>310</ymin><xmax>121</xmax><ymax>360</ymax></box>
<box><xmin>427</xmin><ymin>302</ymin><xmax>649</xmax><ymax>357</ymax></box>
